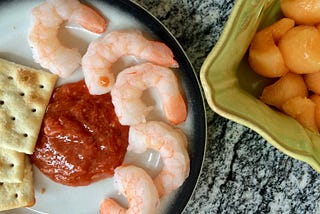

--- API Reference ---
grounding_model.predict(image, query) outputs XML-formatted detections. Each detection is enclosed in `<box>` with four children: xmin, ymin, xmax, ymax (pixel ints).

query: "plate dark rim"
<box><xmin>0</xmin><ymin>0</ymin><xmax>207</xmax><ymax>212</ymax></box>
<box><xmin>104</xmin><ymin>0</ymin><xmax>207</xmax><ymax>213</ymax></box>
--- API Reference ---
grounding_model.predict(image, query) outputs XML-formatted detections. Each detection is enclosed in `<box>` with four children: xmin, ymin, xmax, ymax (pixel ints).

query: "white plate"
<box><xmin>0</xmin><ymin>0</ymin><xmax>206</xmax><ymax>213</ymax></box>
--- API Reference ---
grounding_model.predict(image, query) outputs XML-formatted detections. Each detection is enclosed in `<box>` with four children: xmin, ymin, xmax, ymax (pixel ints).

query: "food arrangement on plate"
<box><xmin>0</xmin><ymin>0</ymin><xmax>206</xmax><ymax>213</ymax></box>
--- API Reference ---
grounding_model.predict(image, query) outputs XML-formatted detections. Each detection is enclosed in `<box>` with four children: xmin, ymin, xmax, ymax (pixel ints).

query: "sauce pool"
<box><xmin>32</xmin><ymin>80</ymin><xmax>129</xmax><ymax>186</ymax></box>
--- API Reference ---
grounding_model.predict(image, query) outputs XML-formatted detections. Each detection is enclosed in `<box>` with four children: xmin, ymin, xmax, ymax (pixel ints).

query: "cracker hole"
<box><xmin>10</xmin><ymin>163</ymin><xmax>14</xmax><ymax>167</ymax></box>
<box><xmin>0</xmin><ymin>100</ymin><xmax>4</xmax><ymax>105</ymax></box>
<box><xmin>7</xmin><ymin>76</ymin><xmax>13</xmax><ymax>80</ymax></box>
<box><xmin>32</xmin><ymin>108</ymin><xmax>37</xmax><ymax>113</ymax></box>
<box><xmin>0</xmin><ymin>182</ymin><xmax>3</xmax><ymax>186</ymax></box>
<box><xmin>14</xmin><ymin>193</ymin><xmax>18</xmax><ymax>198</ymax></box>
<box><xmin>39</xmin><ymin>84</ymin><xmax>44</xmax><ymax>89</ymax></box>
<box><xmin>23</xmin><ymin>133</ymin><xmax>28</xmax><ymax>137</ymax></box>
<box><xmin>11</xmin><ymin>116</ymin><xmax>15</xmax><ymax>121</ymax></box>
<box><xmin>19</xmin><ymin>92</ymin><xmax>25</xmax><ymax>96</ymax></box>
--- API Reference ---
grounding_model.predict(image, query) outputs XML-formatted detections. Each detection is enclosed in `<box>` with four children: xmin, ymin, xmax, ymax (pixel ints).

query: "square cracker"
<box><xmin>0</xmin><ymin>148</ymin><xmax>25</xmax><ymax>183</ymax></box>
<box><xmin>0</xmin><ymin>58</ymin><xmax>58</xmax><ymax>154</ymax></box>
<box><xmin>0</xmin><ymin>155</ymin><xmax>35</xmax><ymax>211</ymax></box>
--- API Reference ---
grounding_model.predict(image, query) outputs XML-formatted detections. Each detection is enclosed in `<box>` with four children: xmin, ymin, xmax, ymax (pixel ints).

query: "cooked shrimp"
<box><xmin>82</xmin><ymin>30</ymin><xmax>179</xmax><ymax>95</ymax></box>
<box><xmin>100</xmin><ymin>199</ymin><xmax>125</xmax><ymax>214</ymax></box>
<box><xmin>28</xmin><ymin>0</ymin><xmax>107</xmax><ymax>77</ymax></box>
<box><xmin>46</xmin><ymin>0</ymin><xmax>107</xmax><ymax>33</ymax></box>
<box><xmin>111</xmin><ymin>63</ymin><xmax>187</xmax><ymax>125</ymax></box>
<box><xmin>128</xmin><ymin>121</ymin><xmax>190</xmax><ymax>197</ymax></box>
<box><xmin>280</xmin><ymin>0</ymin><xmax>320</xmax><ymax>25</ymax></box>
<box><xmin>99</xmin><ymin>165</ymin><xmax>159</xmax><ymax>214</ymax></box>
<box><xmin>248</xmin><ymin>18</ymin><xmax>294</xmax><ymax>78</ymax></box>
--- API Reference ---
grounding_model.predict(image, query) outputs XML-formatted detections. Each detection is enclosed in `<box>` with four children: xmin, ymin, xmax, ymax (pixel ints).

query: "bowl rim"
<box><xmin>200</xmin><ymin>0</ymin><xmax>320</xmax><ymax>173</ymax></box>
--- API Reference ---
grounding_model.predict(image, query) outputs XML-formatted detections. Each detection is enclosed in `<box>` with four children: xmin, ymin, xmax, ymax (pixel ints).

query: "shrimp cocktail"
<box><xmin>0</xmin><ymin>0</ymin><xmax>193</xmax><ymax>213</ymax></box>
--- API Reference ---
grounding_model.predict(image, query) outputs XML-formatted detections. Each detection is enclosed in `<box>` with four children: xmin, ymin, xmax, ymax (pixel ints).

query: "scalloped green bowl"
<box><xmin>200</xmin><ymin>0</ymin><xmax>320</xmax><ymax>172</ymax></box>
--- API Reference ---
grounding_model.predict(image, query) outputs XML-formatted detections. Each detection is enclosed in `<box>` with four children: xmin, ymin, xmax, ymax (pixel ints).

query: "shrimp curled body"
<box><xmin>28</xmin><ymin>0</ymin><xmax>107</xmax><ymax>77</ymax></box>
<box><xmin>99</xmin><ymin>165</ymin><xmax>159</xmax><ymax>214</ymax></box>
<box><xmin>128</xmin><ymin>121</ymin><xmax>190</xmax><ymax>197</ymax></box>
<box><xmin>111</xmin><ymin>63</ymin><xmax>187</xmax><ymax>126</ymax></box>
<box><xmin>82</xmin><ymin>30</ymin><xmax>179</xmax><ymax>95</ymax></box>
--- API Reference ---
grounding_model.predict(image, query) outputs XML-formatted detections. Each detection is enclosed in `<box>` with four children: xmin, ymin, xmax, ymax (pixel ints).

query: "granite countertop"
<box><xmin>133</xmin><ymin>0</ymin><xmax>320</xmax><ymax>213</ymax></box>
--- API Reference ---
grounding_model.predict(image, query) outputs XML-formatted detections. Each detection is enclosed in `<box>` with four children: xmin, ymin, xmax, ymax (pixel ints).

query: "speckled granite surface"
<box><xmin>133</xmin><ymin>0</ymin><xmax>320</xmax><ymax>213</ymax></box>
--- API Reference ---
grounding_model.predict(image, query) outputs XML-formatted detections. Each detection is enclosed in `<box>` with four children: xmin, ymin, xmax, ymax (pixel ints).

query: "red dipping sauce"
<box><xmin>32</xmin><ymin>80</ymin><xmax>129</xmax><ymax>186</ymax></box>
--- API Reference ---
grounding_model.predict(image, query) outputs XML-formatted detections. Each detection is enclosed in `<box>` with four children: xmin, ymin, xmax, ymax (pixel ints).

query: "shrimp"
<box><xmin>111</xmin><ymin>63</ymin><xmax>187</xmax><ymax>126</ymax></box>
<box><xmin>82</xmin><ymin>30</ymin><xmax>179</xmax><ymax>95</ymax></box>
<box><xmin>280</xmin><ymin>0</ymin><xmax>320</xmax><ymax>25</ymax></box>
<box><xmin>248</xmin><ymin>18</ymin><xmax>294</xmax><ymax>78</ymax></box>
<box><xmin>99</xmin><ymin>165</ymin><xmax>159</xmax><ymax>214</ymax></box>
<box><xmin>46</xmin><ymin>0</ymin><xmax>107</xmax><ymax>33</ymax></box>
<box><xmin>28</xmin><ymin>0</ymin><xmax>107</xmax><ymax>78</ymax></box>
<box><xmin>128</xmin><ymin>121</ymin><xmax>190</xmax><ymax>197</ymax></box>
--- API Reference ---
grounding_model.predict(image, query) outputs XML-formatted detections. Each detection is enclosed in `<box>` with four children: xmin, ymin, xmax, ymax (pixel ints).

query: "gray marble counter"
<box><xmin>133</xmin><ymin>0</ymin><xmax>320</xmax><ymax>213</ymax></box>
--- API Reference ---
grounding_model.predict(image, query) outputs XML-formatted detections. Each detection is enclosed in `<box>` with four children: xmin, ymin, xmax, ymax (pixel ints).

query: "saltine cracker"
<box><xmin>0</xmin><ymin>155</ymin><xmax>35</xmax><ymax>211</ymax></box>
<box><xmin>0</xmin><ymin>148</ymin><xmax>25</xmax><ymax>183</ymax></box>
<box><xmin>0</xmin><ymin>58</ymin><xmax>58</xmax><ymax>154</ymax></box>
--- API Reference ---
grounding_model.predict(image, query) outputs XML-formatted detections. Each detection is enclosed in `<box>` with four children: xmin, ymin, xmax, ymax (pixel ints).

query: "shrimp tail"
<box><xmin>100</xmin><ymin>198</ymin><xmax>126</xmax><ymax>214</ymax></box>
<box><xmin>164</xmin><ymin>94</ymin><xmax>187</xmax><ymax>125</ymax></box>
<box><xmin>70</xmin><ymin>4</ymin><xmax>107</xmax><ymax>34</ymax></box>
<box><xmin>143</xmin><ymin>41</ymin><xmax>179</xmax><ymax>68</ymax></box>
<box><xmin>128</xmin><ymin>121</ymin><xmax>190</xmax><ymax>197</ymax></box>
<box><xmin>100</xmin><ymin>165</ymin><xmax>159</xmax><ymax>214</ymax></box>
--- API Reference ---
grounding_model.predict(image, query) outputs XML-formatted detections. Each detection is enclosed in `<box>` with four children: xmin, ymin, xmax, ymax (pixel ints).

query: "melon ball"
<box><xmin>249</xmin><ymin>18</ymin><xmax>294</xmax><ymax>78</ymax></box>
<box><xmin>279</xmin><ymin>25</ymin><xmax>320</xmax><ymax>74</ymax></box>
<box><xmin>282</xmin><ymin>96</ymin><xmax>318</xmax><ymax>132</ymax></box>
<box><xmin>260</xmin><ymin>72</ymin><xmax>308</xmax><ymax>110</ymax></box>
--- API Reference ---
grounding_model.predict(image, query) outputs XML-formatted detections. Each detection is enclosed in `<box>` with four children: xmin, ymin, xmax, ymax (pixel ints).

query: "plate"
<box><xmin>0</xmin><ymin>0</ymin><xmax>206</xmax><ymax>213</ymax></box>
<box><xmin>200</xmin><ymin>0</ymin><xmax>320</xmax><ymax>173</ymax></box>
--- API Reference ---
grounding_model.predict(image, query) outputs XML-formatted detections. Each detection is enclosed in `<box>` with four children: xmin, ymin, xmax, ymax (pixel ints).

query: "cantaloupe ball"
<box><xmin>282</xmin><ymin>96</ymin><xmax>318</xmax><ymax>132</ymax></box>
<box><xmin>260</xmin><ymin>72</ymin><xmax>308</xmax><ymax>110</ymax></box>
<box><xmin>310</xmin><ymin>94</ymin><xmax>320</xmax><ymax>131</ymax></box>
<box><xmin>280</xmin><ymin>0</ymin><xmax>320</xmax><ymax>25</ymax></box>
<box><xmin>249</xmin><ymin>18</ymin><xmax>295</xmax><ymax>78</ymax></box>
<box><xmin>304</xmin><ymin>71</ymin><xmax>320</xmax><ymax>94</ymax></box>
<box><xmin>279</xmin><ymin>25</ymin><xmax>320</xmax><ymax>74</ymax></box>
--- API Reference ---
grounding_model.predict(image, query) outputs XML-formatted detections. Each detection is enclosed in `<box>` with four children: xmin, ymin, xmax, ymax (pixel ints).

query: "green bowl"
<box><xmin>200</xmin><ymin>0</ymin><xmax>320</xmax><ymax>172</ymax></box>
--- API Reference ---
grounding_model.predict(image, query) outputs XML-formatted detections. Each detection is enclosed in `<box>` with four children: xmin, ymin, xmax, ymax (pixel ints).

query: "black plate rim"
<box><xmin>0</xmin><ymin>0</ymin><xmax>208</xmax><ymax>213</ymax></box>
<box><xmin>104</xmin><ymin>0</ymin><xmax>208</xmax><ymax>213</ymax></box>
